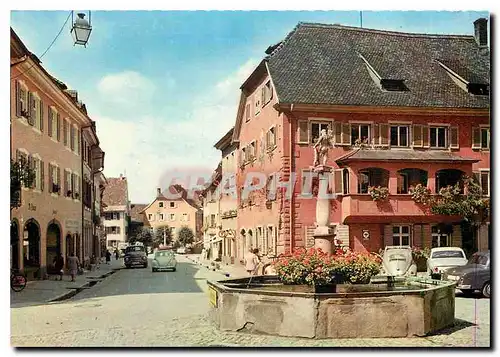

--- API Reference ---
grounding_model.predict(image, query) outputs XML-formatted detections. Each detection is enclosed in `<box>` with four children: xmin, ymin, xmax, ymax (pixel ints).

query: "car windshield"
<box><xmin>126</xmin><ymin>246</ymin><xmax>145</xmax><ymax>253</ymax></box>
<box><xmin>431</xmin><ymin>251</ymin><xmax>465</xmax><ymax>259</ymax></box>
<box><xmin>156</xmin><ymin>251</ymin><xmax>173</xmax><ymax>257</ymax></box>
<box><xmin>468</xmin><ymin>254</ymin><xmax>489</xmax><ymax>265</ymax></box>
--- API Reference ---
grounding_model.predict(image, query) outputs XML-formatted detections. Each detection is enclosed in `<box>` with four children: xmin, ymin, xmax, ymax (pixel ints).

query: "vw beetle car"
<box><xmin>427</xmin><ymin>247</ymin><xmax>467</xmax><ymax>279</ymax></box>
<box><xmin>379</xmin><ymin>246</ymin><xmax>417</xmax><ymax>277</ymax></box>
<box><xmin>152</xmin><ymin>249</ymin><xmax>177</xmax><ymax>272</ymax></box>
<box><xmin>443</xmin><ymin>251</ymin><xmax>490</xmax><ymax>298</ymax></box>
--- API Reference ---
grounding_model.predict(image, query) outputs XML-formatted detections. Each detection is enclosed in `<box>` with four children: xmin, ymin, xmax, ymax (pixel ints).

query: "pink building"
<box><xmin>232</xmin><ymin>20</ymin><xmax>490</xmax><ymax>258</ymax></box>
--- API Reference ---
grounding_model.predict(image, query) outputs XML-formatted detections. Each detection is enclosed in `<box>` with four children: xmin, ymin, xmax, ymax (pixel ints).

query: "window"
<box><xmin>170</xmin><ymin>213</ymin><xmax>175</xmax><ymax>221</ymax></box>
<box><xmin>255</xmin><ymin>92</ymin><xmax>261</xmax><ymax>116</ymax></box>
<box><xmin>263</xmin><ymin>80</ymin><xmax>273</xmax><ymax>106</ymax></box>
<box><xmin>431</xmin><ymin>226</ymin><xmax>450</xmax><ymax>248</ymax></box>
<box><xmin>75</xmin><ymin>128</ymin><xmax>80</xmax><ymax>154</ymax></box>
<box><xmin>170</xmin><ymin>202</ymin><xmax>175</xmax><ymax>208</ymax></box>
<box><xmin>266</xmin><ymin>127</ymin><xmax>276</xmax><ymax>149</ymax></box>
<box><xmin>351</xmin><ymin>123</ymin><xmax>370</xmax><ymax>144</ymax></box>
<box><xmin>159</xmin><ymin>213</ymin><xmax>164</xmax><ymax>221</ymax></box>
<box><xmin>18</xmin><ymin>83</ymin><xmax>28</xmax><ymax>116</ymax></box>
<box><xmin>159</xmin><ymin>202</ymin><xmax>164</xmax><ymax>208</ymax></box>
<box><xmin>63</xmin><ymin>120</ymin><xmax>69</xmax><ymax>146</ymax></box>
<box><xmin>70</xmin><ymin>125</ymin><xmax>75</xmax><ymax>150</ymax></box>
<box><xmin>311</xmin><ymin>122</ymin><xmax>330</xmax><ymax>142</ymax></box>
<box><xmin>210</xmin><ymin>214</ymin><xmax>215</xmax><ymax>227</ymax></box>
<box><xmin>476</xmin><ymin>170</ymin><xmax>490</xmax><ymax>196</ymax></box>
<box><xmin>430</xmin><ymin>127</ymin><xmax>447</xmax><ymax>148</ymax></box>
<box><xmin>32</xmin><ymin>157</ymin><xmax>42</xmax><ymax>190</ymax></box>
<box><xmin>105</xmin><ymin>226</ymin><xmax>121</xmax><ymax>235</ymax></box>
<box><xmin>148</xmin><ymin>214</ymin><xmax>153</xmax><ymax>221</ymax></box>
<box><xmin>358</xmin><ymin>168</ymin><xmax>389</xmax><ymax>194</ymax></box>
<box><xmin>390</xmin><ymin>125</ymin><xmax>409</xmax><ymax>147</ymax></box>
<box><xmin>51</xmin><ymin>110</ymin><xmax>58</xmax><ymax>139</ymax></box>
<box><xmin>245</xmin><ymin>103</ymin><xmax>251</xmax><ymax>122</ymax></box>
<box><xmin>182</xmin><ymin>213</ymin><xmax>188</xmax><ymax>221</ymax></box>
<box><xmin>113</xmin><ymin>212</ymin><xmax>120</xmax><ymax>220</ymax></box>
<box><xmin>480</xmin><ymin>128</ymin><xmax>490</xmax><ymax>149</ymax></box>
<box><xmin>32</xmin><ymin>96</ymin><xmax>41</xmax><ymax>130</ymax></box>
<box><xmin>392</xmin><ymin>226</ymin><xmax>411</xmax><ymax>246</ymax></box>
<box><xmin>48</xmin><ymin>163</ymin><xmax>60</xmax><ymax>194</ymax></box>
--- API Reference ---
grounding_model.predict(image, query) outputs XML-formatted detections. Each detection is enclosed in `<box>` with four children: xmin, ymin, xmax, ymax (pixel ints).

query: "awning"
<box><xmin>336</xmin><ymin>149</ymin><xmax>479</xmax><ymax>164</ymax></box>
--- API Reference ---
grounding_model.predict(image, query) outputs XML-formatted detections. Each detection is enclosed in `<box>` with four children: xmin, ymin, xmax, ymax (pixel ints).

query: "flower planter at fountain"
<box><xmin>208</xmin><ymin>275</ymin><xmax>456</xmax><ymax>339</ymax></box>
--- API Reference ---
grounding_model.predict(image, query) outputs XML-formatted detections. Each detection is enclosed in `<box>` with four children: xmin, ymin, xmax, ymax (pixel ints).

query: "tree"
<box><xmin>11</xmin><ymin>158</ymin><xmax>36</xmax><ymax>210</ymax></box>
<box><xmin>178</xmin><ymin>226</ymin><xmax>195</xmax><ymax>246</ymax></box>
<box><xmin>136</xmin><ymin>227</ymin><xmax>153</xmax><ymax>247</ymax></box>
<box><xmin>154</xmin><ymin>225</ymin><xmax>173</xmax><ymax>247</ymax></box>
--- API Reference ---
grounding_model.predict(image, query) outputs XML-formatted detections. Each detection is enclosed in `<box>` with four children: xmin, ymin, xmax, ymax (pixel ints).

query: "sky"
<box><xmin>9</xmin><ymin>10</ymin><xmax>490</xmax><ymax>203</ymax></box>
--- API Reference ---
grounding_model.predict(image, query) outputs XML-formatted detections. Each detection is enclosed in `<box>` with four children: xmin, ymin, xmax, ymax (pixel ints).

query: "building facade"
<box><xmin>141</xmin><ymin>186</ymin><xmax>202</xmax><ymax>243</ymax></box>
<box><xmin>201</xmin><ymin>164</ymin><xmax>222</xmax><ymax>259</ymax></box>
<box><xmin>102</xmin><ymin>175</ymin><xmax>130</xmax><ymax>248</ymax></box>
<box><xmin>10</xmin><ymin>28</ymin><xmax>105</xmax><ymax>277</ymax></box>
<box><xmin>214</xmin><ymin>128</ymin><xmax>239</xmax><ymax>264</ymax></box>
<box><xmin>233</xmin><ymin>19</ymin><xmax>490</xmax><ymax>257</ymax></box>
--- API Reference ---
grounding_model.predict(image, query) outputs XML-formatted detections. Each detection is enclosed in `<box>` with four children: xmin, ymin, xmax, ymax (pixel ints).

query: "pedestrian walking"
<box><xmin>115</xmin><ymin>249</ymin><xmax>120</xmax><ymax>260</ymax></box>
<box><xmin>244</xmin><ymin>248</ymin><xmax>260</xmax><ymax>276</ymax></box>
<box><xmin>67</xmin><ymin>253</ymin><xmax>80</xmax><ymax>282</ymax></box>
<box><xmin>53</xmin><ymin>253</ymin><xmax>65</xmax><ymax>281</ymax></box>
<box><xmin>106</xmin><ymin>250</ymin><xmax>111</xmax><ymax>265</ymax></box>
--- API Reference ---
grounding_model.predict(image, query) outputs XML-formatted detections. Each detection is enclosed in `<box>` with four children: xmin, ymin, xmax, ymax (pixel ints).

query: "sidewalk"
<box><xmin>184</xmin><ymin>254</ymin><xmax>249</xmax><ymax>278</ymax></box>
<box><xmin>10</xmin><ymin>259</ymin><xmax>124</xmax><ymax>308</ymax></box>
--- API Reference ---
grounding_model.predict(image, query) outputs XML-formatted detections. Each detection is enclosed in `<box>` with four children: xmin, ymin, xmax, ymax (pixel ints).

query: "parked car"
<box><xmin>124</xmin><ymin>245</ymin><xmax>148</xmax><ymax>268</ymax></box>
<box><xmin>443</xmin><ymin>251</ymin><xmax>490</xmax><ymax>298</ymax></box>
<box><xmin>427</xmin><ymin>247</ymin><xmax>468</xmax><ymax>279</ymax></box>
<box><xmin>379</xmin><ymin>246</ymin><xmax>417</xmax><ymax>277</ymax></box>
<box><xmin>152</xmin><ymin>249</ymin><xmax>177</xmax><ymax>272</ymax></box>
<box><xmin>176</xmin><ymin>247</ymin><xmax>186</xmax><ymax>254</ymax></box>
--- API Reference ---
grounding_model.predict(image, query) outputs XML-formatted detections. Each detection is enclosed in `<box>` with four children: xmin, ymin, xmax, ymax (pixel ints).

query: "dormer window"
<box><xmin>358</xmin><ymin>52</ymin><xmax>409</xmax><ymax>93</ymax></box>
<box><xmin>437</xmin><ymin>59</ymin><xmax>489</xmax><ymax>96</ymax></box>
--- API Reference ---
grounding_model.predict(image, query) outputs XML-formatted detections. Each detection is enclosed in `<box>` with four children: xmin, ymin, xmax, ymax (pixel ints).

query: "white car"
<box><xmin>427</xmin><ymin>247</ymin><xmax>467</xmax><ymax>278</ymax></box>
<box><xmin>176</xmin><ymin>247</ymin><xmax>186</xmax><ymax>254</ymax></box>
<box><xmin>379</xmin><ymin>246</ymin><xmax>417</xmax><ymax>277</ymax></box>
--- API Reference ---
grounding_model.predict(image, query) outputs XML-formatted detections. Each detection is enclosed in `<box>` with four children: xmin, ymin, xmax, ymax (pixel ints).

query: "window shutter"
<box><xmin>341</xmin><ymin>123</ymin><xmax>350</xmax><ymax>145</ymax></box>
<box><xmin>245</xmin><ymin>103</ymin><xmax>251</xmax><ymax>121</ymax></box>
<box><xmin>48</xmin><ymin>164</ymin><xmax>53</xmax><ymax>192</ymax></box>
<box><xmin>77</xmin><ymin>129</ymin><xmax>81</xmax><ymax>154</ymax></box>
<box><xmin>40</xmin><ymin>160</ymin><xmax>44</xmax><ymax>191</ymax></box>
<box><xmin>63</xmin><ymin>120</ymin><xmax>68</xmax><ymax>146</ymax></box>
<box><xmin>27</xmin><ymin>92</ymin><xmax>34</xmax><ymax>125</ymax></box>
<box><xmin>472</xmin><ymin>127</ymin><xmax>481</xmax><ymax>149</ymax></box>
<box><xmin>56</xmin><ymin>166</ymin><xmax>61</xmax><ymax>193</ymax></box>
<box><xmin>373</xmin><ymin>124</ymin><xmax>380</xmax><ymax>145</ymax></box>
<box><xmin>297</xmin><ymin>120</ymin><xmax>309</xmax><ymax>144</ymax></box>
<box><xmin>412</xmin><ymin>125</ymin><xmax>423</xmax><ymax>147</ymax></box>
<box><xmin>334</xmin><ymin>122</ymin><xmax>342</xmax><ymax>145</ymax></box>
<box><xmin>268</xmin><ymin>83</ymin><xmax>273</xmax><ymax>101</ymax></box>
<box><xmin>15</xmin><ymin>81</ymin><xmax>22</xmax><ymax>117</ymax></box>
<box><xmin>380</xmin><ymin>123</ymin><xmax>389</xmax><ymax>146</ymax></box>
<box><xmin>450</xmin><ymin>126</ymin><xmax>459</xmax><ymax>149</ymax></box>
<box><xmin>333</xmin><ymin>169</ymin><xmax>344</xmax><ymax>195</ymax></box>
<box><xmin>39</xmin><ymin>100</ymin><xmax>44</xmax><ymax>132</ymax></box>
<box><xmin>383</xmin><ymin>224</ymin><xmax>393</xmax><ymax>248</ymax></box>
<box><xmin>56</xmin><ymin>113</ymin><xmax>61</xmax><ymax>141</ymax></box>
<box><xmin>27</xmin><ymin>155</ymin><xmax>34</xmax><ymax>188</ymax></box>
<box><xmin>48</xmin><ymin>107</ymin><xmax>53</xmax><ymax>137</ymax></box>
<box><xmin>422</xmin><ymin>126</ymin><xmax>430</xmax><ymax>148</ymax></box>
<box><xmin>70</xmin><ymin>126</ymin><xmax>75</xmax><ymax>150</ymax></box>
<box><xmin>261</xmin><ymin>87</ymin><xmax>265</xmax><ymax>107</ymax></box>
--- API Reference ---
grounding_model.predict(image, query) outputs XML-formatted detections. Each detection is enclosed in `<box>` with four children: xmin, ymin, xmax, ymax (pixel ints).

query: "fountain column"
<box><xmin>312</xmin><ymin>165</ymin><xmax>336</xmax><ymax>254</ymax></box>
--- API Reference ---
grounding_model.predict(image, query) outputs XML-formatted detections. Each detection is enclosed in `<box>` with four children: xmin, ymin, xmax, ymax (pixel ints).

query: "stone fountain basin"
<box><xmin>207</xmin><ymin>275</ymin><xmax>456</xmax><ymax>339</ymax></box>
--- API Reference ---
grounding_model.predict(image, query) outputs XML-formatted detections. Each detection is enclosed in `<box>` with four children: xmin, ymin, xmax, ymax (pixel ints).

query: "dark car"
<box><xmin>124</xmin><ymin>245</ymin><xmax>148</xmax><ymax>268</ymax></box>
<box><xmin>443</xmin><ymin>251</ymin><xmax>490</xmax><ymax>298</ymax></box>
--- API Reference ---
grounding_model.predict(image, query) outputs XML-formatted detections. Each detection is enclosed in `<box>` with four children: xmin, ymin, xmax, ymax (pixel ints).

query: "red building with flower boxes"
<box><xmin>231</xmin><ymin>20</ymin><xmax>490</xmax><ymax>258</ymax></box>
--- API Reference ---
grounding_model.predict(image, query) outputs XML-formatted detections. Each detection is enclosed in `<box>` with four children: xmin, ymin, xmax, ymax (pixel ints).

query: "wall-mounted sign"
<box><xmin>362</xmin><ymin>230</ymin><xmax>370</xmax><ymax>240</ymax></box>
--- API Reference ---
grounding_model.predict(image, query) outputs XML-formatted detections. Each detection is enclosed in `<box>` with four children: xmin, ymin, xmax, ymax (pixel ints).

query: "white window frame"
<box><xmin>479</xmin><ymin>169</ymin><xmax>490</xmax><ymax>197</ymax></box>
<box><xmin>266</xmin><ymin>126</ymin><xmax>277</xmax><ymax>151</ymax></box>
<box><xmin>73</xmin><ymin>125</ymin><xmax>80</xmax><ymax>155</ymax></box>
<box><xmin>350</xmin><ymin>122</ymin><xmax>371</xmax><ymax>145</ymax></box>
<box><xmin>182</xmin><ymin>213</ymin><xmax>188</xmax><ymax>221</ymax></box>
<box><xmin>64</xmin><ymin>119</ymin><xmax>71</xmax><ymax>148</ymax></box>
<box><xmin>159</xmin><ymin>213</ymin><xmax>164</xmax><ymax>221</ymax></box>
<box><xmin>170</xmin><ymin>202</ymin><xmax>175</xmax><ymax>208</ymax></box>
<box><xmin>32</xmin><ymin>154</ymin><xmax>42</xmax><ymax>191</ymax></box>
<box><xmin>480</xmin><ymin>126</ymin><xmax>490</xmax><ymax>150</ymax></box>
<box><xmin>50</xmin><ymin>107</ymin><xmax>58</xmax><ymax>140</ymax></box>
<box><xmin>254</xmin><ymin>91</ymin><xmax>261</xmax><ymax>116</ymax></box>
<box><xmin>31</xmin><ymin>93</ymin><xmax>42</xmax><ymax>132</ymax></box>
<box><xmin>389</xmin><ymin>124</ymin><xmax>410</xmax><ymax>147</ymax></box>
<box><xmin>148</xmin><ymin>213</ymin><xmax>154</xmax><ymax>221</ymax></box>
<box><xmin>392</xmin><ymin>225</ymin><xmax>411</xmax><ymax>246</ymax></box>
<box><xmin>170</xmin><ymin>213</ymin><xmax>176</xmax><ymax>221</ymax></box>
<box><xmin>19</xmin><ymin>81</ymin><xmax>29</xmax><ymax>118</ymax></box>
<box><xmin>429</xmin><ymin>126</ymin><xmax>448</xmax><ymax>149</ymax></box>
<box><xmin>431</xmin><ymin>226</ymin><xmax>450</xmax><ymax>248</ymax></box>
<box><xmin>310</xmin><ymin>120</ymin><xmax>331</xmax><ymax>143</ymax></box>
<box><xmin>159</xmin><ymin>202</ymin><xmax>164</xmax><ymax>208</ymax></box>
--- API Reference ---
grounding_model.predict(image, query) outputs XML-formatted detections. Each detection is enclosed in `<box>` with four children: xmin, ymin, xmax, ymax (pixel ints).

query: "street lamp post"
<box><xmin>70</xmin><ymin>11</ymin><xmax>92</xmax><ymax>47</ymax></box>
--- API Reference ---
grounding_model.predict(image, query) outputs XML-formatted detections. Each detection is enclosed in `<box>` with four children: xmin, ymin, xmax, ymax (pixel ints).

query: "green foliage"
<box><xmin>154</xmin><ymin>225</ymin><xmax>173</xmax><ymax>247</ymax></box>
<box><xmin>178</xmin><ymin>226</ymin><xmax>194</xmax><ymax>246</ymax></box>
<box><xmin>368</xmin><ymin>186</ymin><xmax>390</xmax><ymax>201</ymax></box>
<box><xmin>409</xmin><ymin>184</ymin><xmax>432</xmax><ymax>204</ymax></box>
<box><xmin>11</xmin><ymin>158</ymin><xmax>36</xmax><ymax>189</ymax></box>
<box><xmin>130</xmin><ymin>226</ymin><xmax>153</xmax><ymax>246</ymax></box>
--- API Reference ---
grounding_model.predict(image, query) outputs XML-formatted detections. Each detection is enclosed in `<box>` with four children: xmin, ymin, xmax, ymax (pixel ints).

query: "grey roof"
<box><xmin>266</xmin><ymin>23</ymin><xmax>490</xmax><ymax>108</ymax></box>
<box><xmin>336</xmin><ymin>149</ymin><xmax>480</xmax><ymax>163</ymax></box>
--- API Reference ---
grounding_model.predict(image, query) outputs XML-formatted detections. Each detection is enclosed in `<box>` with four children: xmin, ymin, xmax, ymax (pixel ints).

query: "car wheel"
<box><xmin>461</xmin><ymin>289</ymin><xmax>475</xmax><ymax>297</ymax></box>
<box><xmin>482</xmin><ymin>282</ymin><xmax>490</xmax><ymax>298</ymax></box>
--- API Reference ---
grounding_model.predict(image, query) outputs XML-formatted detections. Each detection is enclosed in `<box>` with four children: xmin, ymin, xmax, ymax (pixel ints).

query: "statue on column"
<box><xmin>313</xmin><ymin>128</ymin><xmax>334</xmax><ymax>167</ymax></box>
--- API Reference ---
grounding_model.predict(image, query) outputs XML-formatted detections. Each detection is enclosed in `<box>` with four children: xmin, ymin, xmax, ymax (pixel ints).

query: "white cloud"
<box><xmin>97</xmin><ymin>71</ymin><xmax>156</xmax><ymax>107</ymax></box>
<box><xmin>94</xmin><ymin>58</ymin><xmax>258</xmax><ymax>203</ymax></box>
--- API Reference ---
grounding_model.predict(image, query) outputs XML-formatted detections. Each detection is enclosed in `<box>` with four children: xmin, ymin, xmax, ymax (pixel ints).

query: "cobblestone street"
<box><xmin>10</xmin><ymin>255</ymin><xmax>490</xmax><ymax>347</ymax></box>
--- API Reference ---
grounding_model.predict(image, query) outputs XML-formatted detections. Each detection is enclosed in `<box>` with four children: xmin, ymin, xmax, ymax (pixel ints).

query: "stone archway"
<box><xmin>23</xmin><ymin>219</ymin><xmax>41</xmax><ymax>269</ymax></box>
<box><xmin>46</xmin><ymin>221</ymin><xmax>62</xmax><ymax>268</ymax></box>
<box><xmin>11</xmin><ymin>220</ymin><xmax>20</xmax><ymax>269</ymax></box>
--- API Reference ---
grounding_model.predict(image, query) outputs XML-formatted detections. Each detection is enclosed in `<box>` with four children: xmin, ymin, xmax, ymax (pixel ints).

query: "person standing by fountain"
<box><xmin>244</xmin><ymin>248</ymin><xmax>260</xmax><ymax>276</ymax></box>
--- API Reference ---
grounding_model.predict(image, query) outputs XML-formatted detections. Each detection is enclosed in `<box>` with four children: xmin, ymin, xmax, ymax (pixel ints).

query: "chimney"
<box><xmin>157</xmin><ymin>188</ymin><xmax>162</xmax><ymax>196</ymax></box>
<box><xmin>474</xmin><ymin>18</ymin><xmax>488</xmax><ymax>47</ymax></box>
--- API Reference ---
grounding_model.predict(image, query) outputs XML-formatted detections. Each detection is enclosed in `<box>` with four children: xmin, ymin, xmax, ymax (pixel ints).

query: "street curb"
<box><xmin>185</xmin><ymin>256</ymin><xmax>235</xmax><ymax>278</ymax></box>
<box><xmin>47</xmin><ymin>269</ymin><xmax>118</xmax><ymax>303</ymax></box>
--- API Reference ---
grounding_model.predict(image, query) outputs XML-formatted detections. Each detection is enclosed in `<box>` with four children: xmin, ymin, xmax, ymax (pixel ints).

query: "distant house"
<box><xmin>102</xmin><ymin>175</ymin><xmax>130</xmax><ymax>248</ymax></box>
<box><xmin>129</xmin><ymin>203</ymin><xmax>148</xmax><ymax>239</ymax></box>
<box><xmin>140</xmin><ymin>185</ymin><xmax>203</xmax><ymax>243</ymax></box>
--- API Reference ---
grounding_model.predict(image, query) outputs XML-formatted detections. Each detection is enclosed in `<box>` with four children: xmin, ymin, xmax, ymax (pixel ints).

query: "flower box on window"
<box><xmin>368</xmin><ymin>186</ymin><xmax>389</xmax><ymax>201</ymax></box>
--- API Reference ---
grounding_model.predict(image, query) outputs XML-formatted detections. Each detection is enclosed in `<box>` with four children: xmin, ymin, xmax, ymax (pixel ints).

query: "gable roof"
<box><xmin>102</xmin><ymin>177</ymin><xmax>129</xmax><ymax>207</ymax></box>
<box><xmin>130</xmin><ymin>204</ymin><xmax>148</xmax><ymax>223</ymax></box>
<box><xmin>139</xmin><ymin>185</ymin><xmax>202</xmax><ymax>214</ymax></box>
<box><xmin>266</xmin><ymin>22</ymin><xmax>489</xmax><ymax>109</ymax></box>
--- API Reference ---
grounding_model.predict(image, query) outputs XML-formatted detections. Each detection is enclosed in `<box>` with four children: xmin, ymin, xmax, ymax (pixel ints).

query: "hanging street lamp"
<box><xmin>70</xmin><ymin>11</ymin><xmax>92</xmax><ymax>47</ymax></box>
